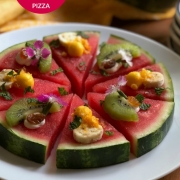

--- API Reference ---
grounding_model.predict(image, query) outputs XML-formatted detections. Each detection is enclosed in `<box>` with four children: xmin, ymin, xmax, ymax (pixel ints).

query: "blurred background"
<box><xmin>0</xmin><ymin>0</ymin><xmax>179</xmax><ymax>48</ymax></box>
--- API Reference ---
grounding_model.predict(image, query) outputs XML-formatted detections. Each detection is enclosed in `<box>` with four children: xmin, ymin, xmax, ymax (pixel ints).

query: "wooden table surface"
<box><xmin>111</xmin><ymin>17</ymin><xmax>179</xmax><ymax>180</ymax></box>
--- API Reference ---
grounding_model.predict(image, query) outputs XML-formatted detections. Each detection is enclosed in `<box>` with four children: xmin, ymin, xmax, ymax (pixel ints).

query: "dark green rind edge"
<box><xmin>56</xmin><ymin>142</ymin><xmax>130</xmax><ymax>169</ymax></box>
<box><xmin>158</xmin><ymin>62</ymin><xmax>174</xmax><ymax>102</ymax></box>
<box><xmin>136</xmin><ymin>102</ymin><xmax>175</xmax><ymax>157</ymax></box>
<box><xmin>109</xmin><ymin>34</ymin><xmax>156</xmax><ymax>64</ymax></box>
<box><xmin>0</xmin><ymin>122</ymin><xmax>46</xmax><ymax>164</ymax></box>
<box><xmin>43</xmin><ymin>31</ymin><xmax>100</xmax><ymax>41</ymax></box>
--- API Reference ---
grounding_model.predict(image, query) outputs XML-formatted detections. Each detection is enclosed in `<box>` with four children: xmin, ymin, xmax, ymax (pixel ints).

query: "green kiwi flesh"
<box><xmin>6</xmin><ymin>98</ymin><xmax>44</xmax><ymax>127</ymax></box>
<box><xmin>102</xmin><ymin>92</ymin><xmax>138</xmax><ymax>121</ymax></box>
<box><xmin>97</xmin><ymin>43</ymin><xmax>140</xmax><ymax>67</ymax></box>
<box><xmin>38</xmin><ymin>42</ymin><xmax>52</xmax><ymax>73</ymax></box>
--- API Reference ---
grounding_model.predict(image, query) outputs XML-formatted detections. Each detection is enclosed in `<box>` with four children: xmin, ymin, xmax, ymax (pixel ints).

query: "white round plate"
<box><xmin>0</xmin><ymin>23</ymin><xmax>180</xmax><ymax>180</ymax></box>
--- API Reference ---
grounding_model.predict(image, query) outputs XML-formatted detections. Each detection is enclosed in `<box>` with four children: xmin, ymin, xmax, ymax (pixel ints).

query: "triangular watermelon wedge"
<box><xmin>0</xmin><ymin>94</ymin><xmax>73</xmax><ymax>164</ymax></box>
<box><xmin>85</xmin><ymin>34</ymin><xmax>155</xmax><ymax>94</ymax></box>
<box><xmin>0</xmin><ymin>42</ymin><xmax>71</xmax><ymax>90</ymax></box>
<box><xmin>92</xmin><ymin>63</ymin><xmax>174</xmax><ymax>101</ymax></box>
<box><xmin>43</xmin><ymin>31</ymin><xmax>100</xmax><ymax>97</ymax></box>
<box><xmin>56</xmin><ymin>94</ymin><xmax>130</xmax><ymax>168</ymax></box>
<box><xmin>0</xmin><ymin>78</ymin><xmax>70</xmax><ymax>111</ymax></box>
<box><xmin>87</xmin><ymin>92</ymin><xmax>174</xmax><ymax>157</ymax></box>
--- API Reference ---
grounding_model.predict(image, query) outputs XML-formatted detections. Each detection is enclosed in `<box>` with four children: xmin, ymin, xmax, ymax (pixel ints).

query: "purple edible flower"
<box><xmin>38</xmin><ymin>94</ymin><xmax>50</xmax><ymax>103</ymax></box>
<box><xmin>105</xmin><ymin>75</ymin><xmax>127</xmax><ymax>96</ymax></box>
<box><xmin>25</xmin><ymin>40</ymin><xmax>51</xmax><ymax>66</ymax></box>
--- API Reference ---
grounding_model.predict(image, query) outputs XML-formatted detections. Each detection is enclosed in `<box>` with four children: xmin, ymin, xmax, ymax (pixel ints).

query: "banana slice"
<box><xmin>58</xmin><ymin>32</ymin><xmax>78</xmax><ymax>46</ymax></box>
<box><xmin>0</xmin><ymin>69</ymin><xmax>15</xmax><ymax>89</ymax></box>
<box><xmin>143</xmin><ymin>72</ymin><xmax>164</xmax><ymax>88</ymax></box>
<box><xmin>73</xmin><ymin>124</ymin><xmax>103</xmax><ymax>144</ymax></box>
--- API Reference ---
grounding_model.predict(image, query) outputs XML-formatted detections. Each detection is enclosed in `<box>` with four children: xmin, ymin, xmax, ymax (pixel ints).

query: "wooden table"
<box><xmin>111</xmin><ymin>17</ymin><xmax>179</xmax><ymax>180</ymax></box>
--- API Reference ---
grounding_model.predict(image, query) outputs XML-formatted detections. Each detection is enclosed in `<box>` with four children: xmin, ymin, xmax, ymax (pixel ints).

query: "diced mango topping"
<box><xmin>127</xmin><ymin>96</ymin><xmax>140</xmax><ymax>107</ymax></box>
<box><xmin>126</xmin><ymin>69</ymin><xmax>162</xmax><ymax>90</ymax></box>
<box><xmin>3</xmin><ymin>70</ymin><xmax>17</xmax><ymax>83</ymax></box>
<box><xmin>14</xmin><ymin>69</ymin><xmax>34</xmax><ymax>89</ymax></box>
<box><xmin>126</xmin><ymin>71</ymin><xmax>143</xmax><ymax>90</ymax></box>
<box><xmin>59</xmin><ymin>32</ymin><xmax>91</xmax><ymax>57</ymax></box>
<box><xmin>73</xmin><ymin>106</ymin><xmax>99</xmax><ymax>128</ymax></box>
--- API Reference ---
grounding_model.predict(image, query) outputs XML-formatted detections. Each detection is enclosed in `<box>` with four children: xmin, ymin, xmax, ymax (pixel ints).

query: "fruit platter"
<box><xmin>0</xmin><ymin>24</ymin><xmax>179</xmax><ymax>180</ymax></box>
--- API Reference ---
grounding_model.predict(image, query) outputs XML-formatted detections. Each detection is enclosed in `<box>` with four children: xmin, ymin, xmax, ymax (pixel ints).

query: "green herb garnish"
<box><xmin>69</xmin><ymin>115</ymin><xmax>82</xmax><ymax>130</ymax></box>
<box><xmin>117</xmin><ymin>90</ymin><xmax>127</xmax><ymax>99</ymax></box>
<box><xmin>25</xmin><ymin>41</ymin><xmax>34</xmax><ymax>48</ymax></box>
<box><xmin>50</xmin><ymin>67</ymin><xmax>63</xmax><ymax>76</ymax></box>
<box><xmin>135</xmin><ymin>94</ymin><xmax>151</xmax><ymax>110</ymax></box>
<box><xmin>100</xmin><ymin>69</ymin><xmax>110</xmax><ymax>76</ymax></box>
<box><xmin>42</xmin><ymin>102</ymin><xmax>52</xmax><ymax>115</ymax></box>
<box><xmin>154</xmin><ymin>87</ymin><xmax>165</xmax><ymax>96</ymax></box>
<box><xmin>76</xmin><ymin>31</ymin><xmax>89</xmax><ymax>39</ymax></box>
<box><xmin>140</xmin><ymin>103</ymin><xmax>151</xmax><ymax>110</ymax></box>
<box><xmin>24</xmin><ymin>86</ymin><xmax>35</xmax><ymax>95</ymax></box>
<box><xmin>49</xmin><ymin>39</ymin><xmax>60</xmax><ymax>48</ymax></box>
<box><xmin>0</xmin><ymin>83</ymin><xmax>12</xmax><ymax>100</ymax></box>
<box><xmin>58</xmin><ymin>87</ymin><xmax>68</xmax><ymax>96</ymax></box>
<box><xmin>104</xmin><ymin>131</ymin><xmax>114</xmax><ymax>136</ymax></box>
<box><xmin>77</xmin><ymin>61</ymin><xmax>86</xmax><ymax>71</ymax></box>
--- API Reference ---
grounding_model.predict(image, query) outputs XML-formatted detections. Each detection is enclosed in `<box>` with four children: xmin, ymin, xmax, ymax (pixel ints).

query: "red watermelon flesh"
<box><xmin>45</xmin><ymin>32</ymin><xmax>99</xmax><ymax>97</ymax></box>
<box><xmin>85</xmin><ymin>35</ymin><xmax>155</xmax><ymax>95</ymax></box>
<box><xmin>0</xmin><ymin>48</ymin><xmax>71</xmax><ymax>89</ymax></box>
<box><xmin>0</xmin><ymin>94</ymin><xmax>73</xmax><ymax>160</ymax></box>
<box><xmin>87</xmin><ymin>92</ymin><xmax>174</xmax><ymax>156</ymax></box>
<box><xmin>0</xmin><ymin>78</ymin><xmax>70</xmax><ymax>111</ymax></box>
<box><xmin>58</xmin><ymin>94</ymin><xmax>128</xmax><ymax>146</ymax></box>
<box><xmin>92</xmin><ymin>63</ymin><xmax>174</xmax><ymax>101</ymax></box>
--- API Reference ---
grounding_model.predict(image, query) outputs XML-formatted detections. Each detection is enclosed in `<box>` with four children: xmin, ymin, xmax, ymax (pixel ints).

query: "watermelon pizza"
<box><xmin>0</xmin><ymin>30</ymin><xmax>175</xmax><ymax>170</ymax></box>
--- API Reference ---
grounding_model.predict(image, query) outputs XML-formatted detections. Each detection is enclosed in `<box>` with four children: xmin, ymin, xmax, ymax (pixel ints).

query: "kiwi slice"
<box><xmin>6</xmin><ymin>98</ymin><xmax>44</xmax><ymax>127</ymax></box>
<box><xmin>102</xmin><ymin>92</ymin><xmax>138</xmax><ymax>121</ymax></box>
<box><xmin>97</xmin><ymin>43</ymin><xmax>140</xmax><ymax>67</ymax></box>
<box><xmin>38</xmin><ymin>42</ymin><xmax>52</xmax><ymax>73</ymax></box>
<box><xmin>49</xmin><ymin>102</ymin><xmax>61</xmax><ymax>113</ymax></box>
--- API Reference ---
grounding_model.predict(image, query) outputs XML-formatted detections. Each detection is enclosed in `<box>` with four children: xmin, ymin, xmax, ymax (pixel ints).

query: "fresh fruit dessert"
<box><xmin>43</xmin><ymin>31</ymin><xmax>99</xmax><ymax>97</ymax></box>
<box><xmin>85</xmin><ymin>34</ymin><xmax>155</xmax><ymax>94</ymax></box>
<box><xmin>87</xmin><ymin>92</ymin><xmax>174</xmax><ymax>157</ymax></box>
<box><xmin>92</xmin><ymin>63</ymin><xmax>174</xmax><ymax>101</ymax></box>
<box><xmin>56</xmin><ymin>94</ymin><xmax>130</xmax><ymax>168</ymax></box>
<box><xmin>0</xmin><ymin>40</ymin><xmax>71</xmax><ymax>89</ymax></box>
<box><xmin>0</xmin><ymin>68</ymin><xmax>70</xmax><ymax>111</ymax></box>
<box><xmin>0</xmin><ymin>94</ymin><xmax>73</xmax><ymax>163</ymax></box>
<box><xmin>0</xmin><ymin>31</ymin><xmax>175</xmax><ymax>169</ymax></box>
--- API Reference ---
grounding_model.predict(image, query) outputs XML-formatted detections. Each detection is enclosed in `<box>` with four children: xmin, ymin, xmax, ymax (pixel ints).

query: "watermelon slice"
<box><xmin>0</xmin><ymin>78</ymin><xmax>70</xmax><ymax>111</ymax></box>
<box><xmin>0</xmin><ymin>94</ymin><xmax>73</xmax><ymax>164</ymax></box>
<box><xmin>87</xmin><ymin>92</ymin><xmax>174</xmax><ymax>157</ymax></box>
<box><xmin>56</xmin><ymin>94</ymin><xmax>130</xmax><ymax>168</ymax></box>
<box><xmin>0</xmin><ymin>42</ymin><xmax>71</xmax><ymax>90</ymax></box>
<box><xmin>43</xmin><ymin>31</ymin><xmax>99</xmax><ymax>97</ymax></box>
<box><xmin>93</xmin><ymin>63</ymin><xmax>174</xmax><ymax>102</ymax></box>
<box><xmin>85</xmin><ymin>34</ymin><xmax>155</xmax><ymax>94</ymax></box>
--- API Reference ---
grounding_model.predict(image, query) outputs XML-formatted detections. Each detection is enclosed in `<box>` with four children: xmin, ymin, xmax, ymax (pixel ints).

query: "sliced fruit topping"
<box><xmin>58</xmin><ymin>32</ymin><xmax>91</xmax><ymax>57</ymax></box>
<box><xmin>6</xmin><ymin>94</ymin><xmax>67</xmax><ymax>127</ymax></box>
<box><xmin>16</xmin><ymin>40</ymin><xmax>52</xmax><ymax>73</ymax></box>
<box><xmin>102</xmin><ymin>92</ymin><xmax>139</xmax><ymax>121</ymax></box>
<box><xmin>126</xmin><ymin>68</ymin><xmax>165</xmax><ymax>90</ymax></box>
<box><xmin>0</xmin><ymin>69</ymin><xmax>17</xmax><ymax>89</ymax></box>
<box><xmin>69</xmin><ymin>105</ymin><xmax>103</xmax><ymax>144</ymax></box>
<box><xmin>14</xmin><ymin>69</ymin><xmax>34</xmax><ymax>89</ymax></box>
<box><xmin>97</xmin><ymin>43</ymin><xmax>140</xmax><ymax>73</ymax></box>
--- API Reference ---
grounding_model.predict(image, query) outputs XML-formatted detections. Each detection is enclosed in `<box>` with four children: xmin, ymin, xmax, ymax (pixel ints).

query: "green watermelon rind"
<box><xmin>56</xmin><ymin>141</ymin><xmax>130</xmax><ymax>168</ymax></box>
<box><xmin>157</xmin><ymin>63</ymin><xmax>174</xmax><ymax>102</ymax></box>
<box><xmin>108</xmin><ymin>34</ymin><xmax>155</xmax><ymax>63</ymax></box>
<box><xmin>0</xmin><ymin>120</ymin><xmax>47</xmax><ymax>164</ymax></box>
<box><xmin>133</xmin><ymin>101</ymin><xmax>174</xmax><ymax>157</ymax></box>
